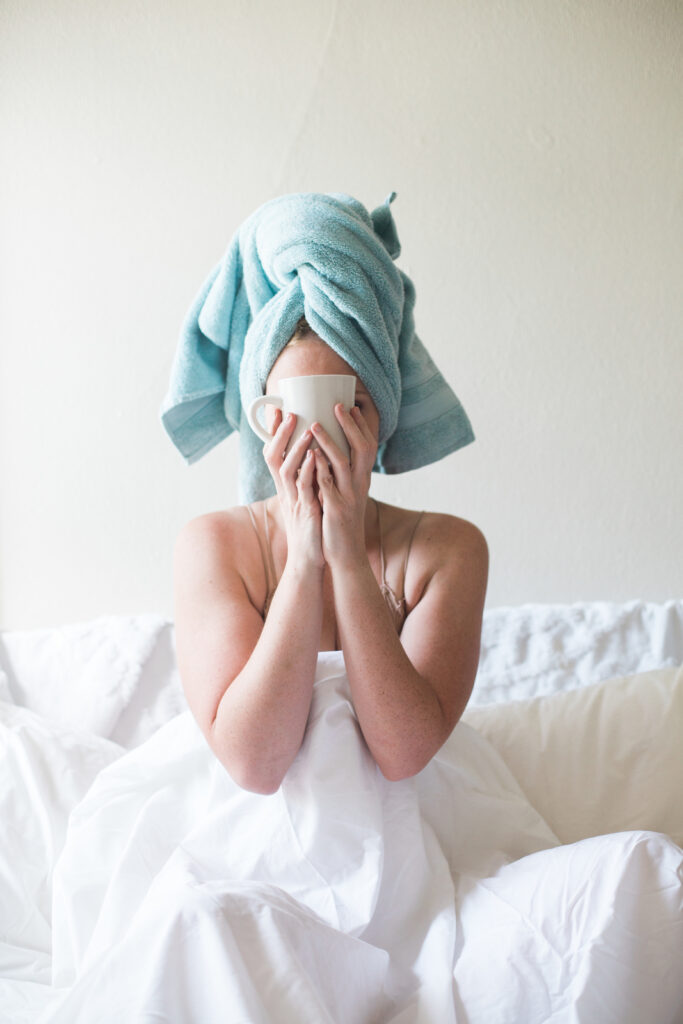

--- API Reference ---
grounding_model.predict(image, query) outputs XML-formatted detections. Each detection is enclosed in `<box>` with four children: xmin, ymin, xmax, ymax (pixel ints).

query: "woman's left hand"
<box><xmin>310</xmin><ymin>404</ymin><xmax>378</xmax><ymax>569</ymax></box>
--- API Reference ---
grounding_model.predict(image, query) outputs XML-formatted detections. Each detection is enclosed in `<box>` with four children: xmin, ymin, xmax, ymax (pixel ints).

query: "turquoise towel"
<box><xmin>159</xmin><ymin>191</ymin><xmax>475</xmax><ymax>503</ymax></box>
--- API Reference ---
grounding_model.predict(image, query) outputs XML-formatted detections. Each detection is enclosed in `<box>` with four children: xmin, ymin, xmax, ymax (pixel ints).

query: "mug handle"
<box><xmin>247</xmin><ymin>395</ymin><xmax>284</xmax><ymax>443</ymax></box>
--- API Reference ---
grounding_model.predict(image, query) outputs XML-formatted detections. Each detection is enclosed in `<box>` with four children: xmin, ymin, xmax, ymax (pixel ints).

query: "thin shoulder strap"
<box><xmin>376</xmin><ymin>499</ymin><xmax>388</xmax><ymax>585</ymax></box>
<box><xmin>399</xmin><ymin>510</ymin><xmax>425</xmax><ymax>598</ymax></box>
<box><xmin>246</xmin><ymin>503</ymin><xmax>275</xmax><ymax>594</ymax></box>
<box><xmin>376</xmin><ymin>500</ymin><xmax>425</xmax><ymax>594</ymax></box>
<box><xmin>262</xmin><ymin>502</ymin><xmax>279</xmax><ymax>589</ymax></box>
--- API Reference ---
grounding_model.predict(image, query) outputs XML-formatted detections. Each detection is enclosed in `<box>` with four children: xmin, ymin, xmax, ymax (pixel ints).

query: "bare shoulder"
<box><xmin>423</xmin><ymin>510</ymin><xmax>488</xmax><ymax>574</ymax></box>
<box><xmin>173</xmin><ymin>506</ymin><xmax>265</xmax><ymax>611</ymax></box>
<box><xmin>419</xmin><ymin>513</ymin><xmax>487</xmax><ymax>603</ymax></box>
<box><xmin>173</xmin><ymin>507</ymin><xmax>249</xmax><ymax>566</ymax></box>
<box><xmin>175</xmin><ymin>507</ymin><xmax>242</xmax><ymax>541</ymax></box>
<box><xmin>382</xmin><ymin>501</ymin><xmax>485</xmax><ymax>544</ymax></box>
<box><xmin>381</xmin><ymin>502</ymin><xmax>488</xmax><ymax>608</ymax></box>
<box><xmin>415</xmin><ymin>508</ymin><xmax>487</xmax><ymax>550</ymax></box>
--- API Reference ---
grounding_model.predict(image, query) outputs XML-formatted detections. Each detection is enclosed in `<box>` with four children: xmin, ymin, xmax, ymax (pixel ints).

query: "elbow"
<box><xmin>241</xmin><ymin>776</ymin><xmax>283</xmax><ymax>796</ymax></box>
<box><xmin>209</xmin><ymin>723</ymin><xmax>285</xmax><ymax>795</ymax></box>
<box><xmin>223</xmin><ymin>757</ymin><xmax>284</xmax><ymax>795</ymax></box>
<box><xmin>378</xmin><ymin>751</ymin><xmax>430</xmax><ymax>783</ymax></box>
<box><xmin>220</xmin><ymin>755</ymin><xmax>284</xmax><ymax>796</ymax></box>
<box><xmin>229</xmin><ymin>765</ymin><xmax>283</xmax><ymax>795</ymax></box>
<box><xmin>209</xmin><ymin>736</ymin><xmax>281</xmax><ymax>795</ymax></box>
<box><xmin>380</xmin><ymin>763</ymin><xmax>411</xmax><ymax>783</ymax></box>
<box><xmin>377</xmin><ymin>727</ymin><xmax>451</xmax><ymax>782</ymax></box>
<box><xmin>378</xmin><ymin>692</ymin><xmax>455</xmax><ymax>782</ymax></box>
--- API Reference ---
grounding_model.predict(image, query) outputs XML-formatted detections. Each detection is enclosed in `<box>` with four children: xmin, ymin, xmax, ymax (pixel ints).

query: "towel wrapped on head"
<box><xmin>160</xmin><ymin>190</ymin><xmax>475</xmax><ymax>504</ymax></box>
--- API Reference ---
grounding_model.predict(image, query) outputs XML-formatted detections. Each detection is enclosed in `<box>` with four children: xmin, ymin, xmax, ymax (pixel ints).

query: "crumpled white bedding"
<box><xmin>2</xmin><ymin>600</ymin><xmax>682</xmax><ymax>748</ymax></box>
<box><xmin>2</xmin><ymin>648</ymin><xmax>682</xmax><ymax>1023</ymax></box>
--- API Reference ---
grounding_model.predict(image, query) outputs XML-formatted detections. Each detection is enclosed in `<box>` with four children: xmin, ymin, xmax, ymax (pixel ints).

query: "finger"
<box><xmin>297</xmin><ymin>447</ymin><xmax>318</xmax><ymax>501</ymax></box>
<box><xmin>349</xmin><ymin>403</ymin><xmax>374</xmax><ymax>441</ymax></box>
<box><xmin>296</xmin><ymin>445</ymin><xmax>315</xmax><ymax>477</ymax></box>
<box><xmin>334</xmin><ymin>403</ymin><xmax>375</xmax><ymax>468</ymax></box>
<box><xmin>335</xmin><ymin>402</ymin><xmax>365</xmax><ymax>441</ymax></box>
<box><xmin>264</xmin><ymin>411</ymin><xmax>295</xmax><ymax>461</ymax></box>
<box><xmin>312</xmin><ymin>420</ymin><xmax>364</xmax><ymax>502</ymax></box>
<box><xmin>263</xmin><ymin>414</ymin><xmax>298</xmax><ymax>492</ymax></box>
<box><xmin>265</xmin><ymin>407</ymin><xmax>284</xmax><ymax>448</ymax></box>
<box><xmin>262</xmin><ymin>419</ymin><xmax>286</xmax><ymax>497</ymax></box>
<box><xmin>314</xmin><ymin>448</ymin><xmax>335</xmax><ymax>491</ymax></box>
<box><xmin>310</xmin><ymin>421</ymin><xmax>349</xmax><ymax>476</ymax></box>
<box><xmin>271</xmin><ymin>406</ymin><xmax>282</xmax><ymax>435</ymax></box>
<box><xmin>279</xmin><ymin>429</ymin><xmax>314</xmax><ymax>500</ymax></box>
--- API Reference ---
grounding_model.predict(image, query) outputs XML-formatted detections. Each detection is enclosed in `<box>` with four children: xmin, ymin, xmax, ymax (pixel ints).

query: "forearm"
<box><xmin>213</xmin><ymin>561</ymin><xmax>324</xmax><ymax>794</ymax></box>
<box><xmin>332</xmin><ymin>558</ymin><xmax>446</xmax><ymax>780</ymax></box>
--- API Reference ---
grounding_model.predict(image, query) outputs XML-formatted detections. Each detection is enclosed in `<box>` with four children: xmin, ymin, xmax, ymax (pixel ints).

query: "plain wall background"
<box><xmin>1</xmin><ymin>0</ymin><xmax>681</xmax><ymax>630</ymax></box>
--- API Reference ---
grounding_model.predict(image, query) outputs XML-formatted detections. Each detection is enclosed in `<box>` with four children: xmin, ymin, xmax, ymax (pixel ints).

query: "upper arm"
<box><xmin>399</xmin><ymin>517</ymin><xmax>489</xmax><ymax>740</ymax></box>
<box><xmin>173</xmin><ymin>514</ymin><xmax>264</xmax><ymax>750</ymax></box>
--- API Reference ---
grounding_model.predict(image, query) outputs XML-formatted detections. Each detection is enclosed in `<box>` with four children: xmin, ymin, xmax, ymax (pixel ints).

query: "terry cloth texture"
<box><xmin>159</xmin><ymin>190</ymin><xmax>475</xmax><ymax>503</ymax></box>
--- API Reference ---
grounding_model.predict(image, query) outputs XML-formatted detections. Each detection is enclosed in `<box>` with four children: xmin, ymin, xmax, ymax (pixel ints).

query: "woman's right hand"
<box><xmin>263</xmin><ymin>408</ymin><xmax>325</xmax><ymax>571</ymax></box>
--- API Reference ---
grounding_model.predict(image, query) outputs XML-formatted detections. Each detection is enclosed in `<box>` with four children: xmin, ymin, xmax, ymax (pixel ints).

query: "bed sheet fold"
<box><xmin>0</xmin><ymin>653</ymin><xmax>674</xmax><ymax>1023</ymax></box>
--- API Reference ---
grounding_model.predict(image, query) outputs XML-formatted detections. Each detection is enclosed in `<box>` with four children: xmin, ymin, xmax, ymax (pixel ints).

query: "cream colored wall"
<box><xmin>1</xmin><ymin>0</ymin><xmax>681</xmax><ymax>629</ymax></box>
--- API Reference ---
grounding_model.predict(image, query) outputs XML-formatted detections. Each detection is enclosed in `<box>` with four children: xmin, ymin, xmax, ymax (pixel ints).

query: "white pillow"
<box><xmin>461</xmin><ymin>665</ymin><xmax>683</xmax><ymax>846</ymax></box>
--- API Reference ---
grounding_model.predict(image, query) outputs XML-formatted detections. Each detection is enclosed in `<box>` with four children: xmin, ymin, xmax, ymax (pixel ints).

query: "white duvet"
<box><xmin>2</xmin><ymin>650</ymin><xmax>682</xmax><ymax>1023</ymax></box>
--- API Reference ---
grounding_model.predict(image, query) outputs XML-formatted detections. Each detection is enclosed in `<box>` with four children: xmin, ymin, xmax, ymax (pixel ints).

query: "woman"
<box><xmin>46</xmin><ymin>194</ymin><xmax>681</xmax><ymax>1023</ymax></box>
<box><xmin>173</xmin><ymin>316</ymin><xmax>489</xmax><ymax>795</ymax></box>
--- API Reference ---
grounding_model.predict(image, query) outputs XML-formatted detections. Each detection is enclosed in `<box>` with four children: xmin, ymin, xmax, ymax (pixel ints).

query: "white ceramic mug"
<box><xmin>247</xmin><ymin>374</ymin><xmax>357</xmax><ymax>460</ymax></box>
